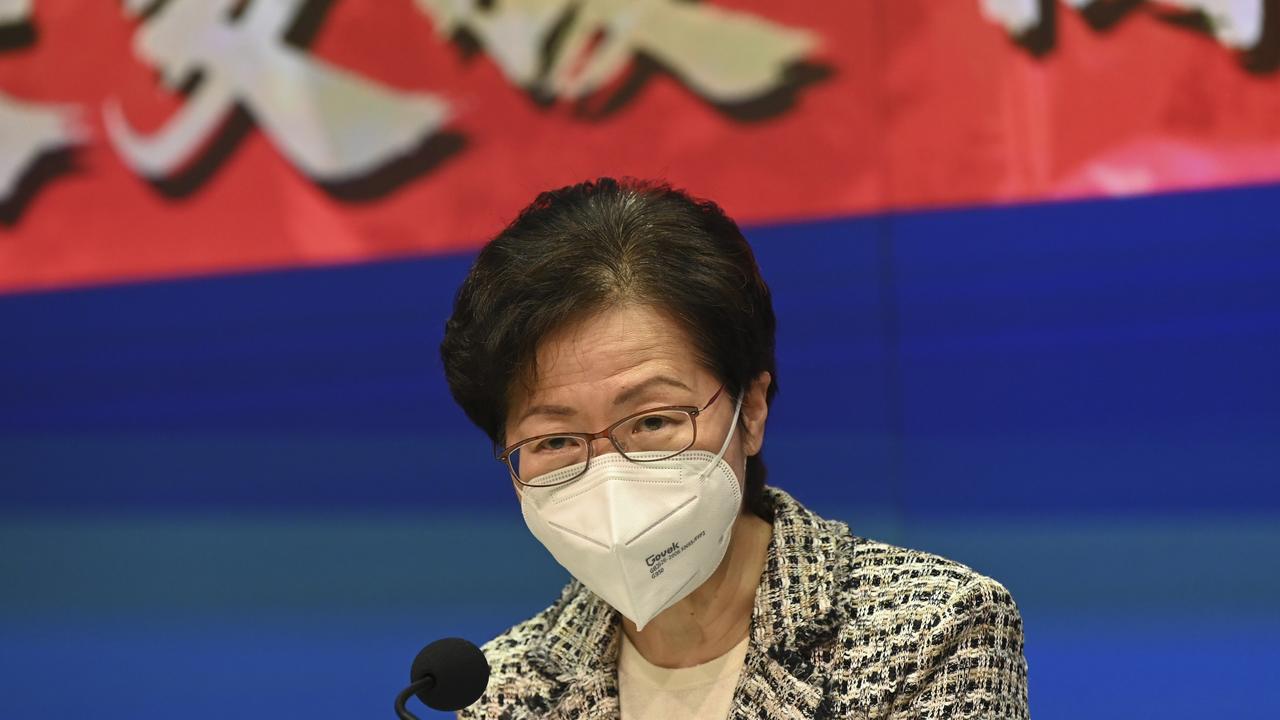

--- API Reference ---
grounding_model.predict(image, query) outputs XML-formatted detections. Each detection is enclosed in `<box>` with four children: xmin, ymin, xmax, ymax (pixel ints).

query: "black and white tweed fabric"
<box><xmin>459</xmin><ymin>487</ymin><xmax>1030</xmax><ymax>719</ymax></box>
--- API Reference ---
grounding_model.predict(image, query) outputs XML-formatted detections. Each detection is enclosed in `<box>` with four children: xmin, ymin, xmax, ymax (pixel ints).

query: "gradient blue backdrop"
<box><xmin>3</xmin><ymin>183</ymin><xmax>1279</xmax><ymax>718</ymax></box>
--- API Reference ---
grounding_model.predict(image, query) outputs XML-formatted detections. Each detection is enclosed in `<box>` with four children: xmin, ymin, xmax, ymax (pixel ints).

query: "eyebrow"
<box><xmin>516</xmin><ymin>376</ymin><xmax>694</xmax><ymax>425</ymax></box>
<box><xmin>613</xmin><ymin>375</ymin><xmax>694</xmax><ymax>407</ymax></box>
<box><xmin>517</xmin><ymin>403</ymin><xmax>577</xmax><ymax>424</ymax></box>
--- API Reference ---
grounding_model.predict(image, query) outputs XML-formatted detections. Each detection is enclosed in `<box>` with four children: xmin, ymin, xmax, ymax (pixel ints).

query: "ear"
<box><xmin>739</xmin><ymin>371</ymin><xmax>771</xmax><ymax>457</ymax></box>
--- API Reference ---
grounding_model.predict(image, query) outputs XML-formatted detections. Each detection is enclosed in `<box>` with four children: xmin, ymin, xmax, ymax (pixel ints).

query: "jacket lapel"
<box><xmin>543</xmin><ymin>674</ymin><xmax>621</xmax><ymax>720</ymax></box>
<box><xmin>727</xmin><ymin>488</ymin><xmax>859</xmax><ymax>719</ymax></box>
<box><xmin>729</xmin><ymin>649</ymin><xmax>825</xmax><ymax>719</ymax></box>
<box><xmin>527</xmin><ymin>580</ymin><xmax>624</xmax><ymax>719</ymax></box>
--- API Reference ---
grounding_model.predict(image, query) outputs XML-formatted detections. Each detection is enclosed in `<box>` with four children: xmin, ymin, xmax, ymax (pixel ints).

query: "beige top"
<box><xmin>617</xmin><ymin>634</ymin><xmax>750</xmax><ymax>720</ymax></box>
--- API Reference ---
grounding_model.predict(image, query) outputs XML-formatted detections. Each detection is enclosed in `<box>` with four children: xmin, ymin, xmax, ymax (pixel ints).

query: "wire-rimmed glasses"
<box><xmin>498</xmin><ymin>385</ymin><xmax>726</xmax><ymax>487</ymax></box>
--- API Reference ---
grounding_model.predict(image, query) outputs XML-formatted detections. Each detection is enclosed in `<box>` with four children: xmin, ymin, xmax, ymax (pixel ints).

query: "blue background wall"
<box><xmin>3</xmin><ymin>183</ymin><xmax>1279</xmax><ymax>718</ymax></box>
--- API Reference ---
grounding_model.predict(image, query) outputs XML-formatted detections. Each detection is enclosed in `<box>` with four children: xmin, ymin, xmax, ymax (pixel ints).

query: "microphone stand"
<box><xmin>394</xmin><ymin>676</ymin><xmax>436</xmax><ymax>720</ymax></box>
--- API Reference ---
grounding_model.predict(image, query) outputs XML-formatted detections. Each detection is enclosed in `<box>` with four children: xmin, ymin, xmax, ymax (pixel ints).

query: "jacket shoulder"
<box><xmin>839</xmin><ymin>536</ymin><xmax>1021</xmax><ymax>645</ymax></box>
<box><xmin>827</xmin><ymin>537</ymin><xmax>1029</xmax><ymax>718</ymax></box>
<box><xmin>846</xmin><ymin>537</ymin><xmax>993</xmax><ymax>605</ymax></box>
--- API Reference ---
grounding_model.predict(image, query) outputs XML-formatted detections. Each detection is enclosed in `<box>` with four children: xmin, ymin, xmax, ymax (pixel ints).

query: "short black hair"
<box><xmin>440</xmin><ymin>177</ymin><xmax>778</xmax><ymax>519</ymax></box>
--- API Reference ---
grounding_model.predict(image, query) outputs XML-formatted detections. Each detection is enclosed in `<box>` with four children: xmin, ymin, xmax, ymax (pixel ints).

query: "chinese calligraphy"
<box><xmin>981</xmin><ymin>0</ymin><xmax>1270</xmax><ymax>56</ymax></box>
<box><xmin>0</xmin><ymin>0</ymin><xmax>32</xmax><ymax>27</ymax></box>
<box><xmin>413</xmin><ymin>0</ymin><xmax>817</xmax><ymax>106</ymax></box>
<box><xmin>0</xmin><ymin>1</ymin><xmax>85</xmax><ymax>211</ymax></box>
<box><xmin>0</xmin><ymin>92</ymin><xmax>84</xmax><ymax>203</ymax></box>
<box><xmin>104</xmin><ymin>0</ymin><xmax>450</xmax><ymax>184</ymax></box>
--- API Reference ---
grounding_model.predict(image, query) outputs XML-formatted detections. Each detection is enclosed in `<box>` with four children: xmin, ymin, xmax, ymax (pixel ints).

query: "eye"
<box><xmin>632</xmin><ymin>413</ymin><xmax>674</xmax><ymax>433</ymax></box>
<box><xmin>532</xmin><ymin>436</ymin><xmax>581</xmax><ymax>453</ymax></box>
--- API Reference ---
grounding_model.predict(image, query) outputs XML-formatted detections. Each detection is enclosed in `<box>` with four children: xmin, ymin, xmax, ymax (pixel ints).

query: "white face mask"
<box><xmin>518</xmin><ymin>395</ymin><xmax>744</xmax><ymax>631</ymax></box>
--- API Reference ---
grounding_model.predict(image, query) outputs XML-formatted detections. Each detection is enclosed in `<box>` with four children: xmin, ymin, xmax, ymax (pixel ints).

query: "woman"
<box><xmin>441</xmin><ymin>178</ymin><xmax>1030</xmax><ymax>719</ymax></box>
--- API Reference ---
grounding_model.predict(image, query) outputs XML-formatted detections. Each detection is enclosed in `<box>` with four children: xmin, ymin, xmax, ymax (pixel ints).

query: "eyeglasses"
<box><xmin>497</xmin><ymin>385</ymin><xmax>726</xmax><ymax>487</ymax></box>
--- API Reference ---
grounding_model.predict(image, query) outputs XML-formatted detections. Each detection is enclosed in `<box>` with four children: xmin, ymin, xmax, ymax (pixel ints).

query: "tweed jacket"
<box><xmin>459</xmin><ymin>487</ymin><xmax>1030</xmax><ymax>719</ymax></box>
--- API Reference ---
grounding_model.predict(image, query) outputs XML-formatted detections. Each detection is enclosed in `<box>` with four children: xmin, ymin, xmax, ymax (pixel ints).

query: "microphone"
<box><xmin>394</xmin><ymin>637</ymin><xmax>490</xmax><ymax>719</ymax></box>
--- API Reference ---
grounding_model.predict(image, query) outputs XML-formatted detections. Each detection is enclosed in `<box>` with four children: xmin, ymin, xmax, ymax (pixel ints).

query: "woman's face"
<box><xmin>504</xmin><ymin>304</ymin><xmax>769</xmax><ymax>494</ymax></box>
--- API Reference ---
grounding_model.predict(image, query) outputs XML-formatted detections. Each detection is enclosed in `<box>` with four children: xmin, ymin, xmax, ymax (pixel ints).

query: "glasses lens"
<box><xmin>611</xmin><ymin>409</ymin><xmax>696</xmax><ymax>459</ymax></box>
<box><xmin>510</xmin><ymin>435</ymin><xmax>589</xmax><ymax>486</ymax></box>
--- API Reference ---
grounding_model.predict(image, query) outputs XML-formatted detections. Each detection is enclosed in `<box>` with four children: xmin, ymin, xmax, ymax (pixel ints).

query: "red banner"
<box><xmin>1</xmin><ymin>0</ymin><xmax>1278</xmax><ymax>293</ymax></box>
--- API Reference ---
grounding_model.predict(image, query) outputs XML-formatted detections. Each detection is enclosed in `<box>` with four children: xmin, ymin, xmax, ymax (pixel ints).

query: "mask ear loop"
<box><xmin>710</xmin><ymin>392</ymin><xmax>745</xmax><ymax>464</ymax></box>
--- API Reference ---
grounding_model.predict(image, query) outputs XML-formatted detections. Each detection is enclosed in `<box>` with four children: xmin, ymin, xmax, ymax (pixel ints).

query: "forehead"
<box><xmin>513</xmin><ymin>304</ymin><xmax>704</xmax><ymax>407</ymax></box>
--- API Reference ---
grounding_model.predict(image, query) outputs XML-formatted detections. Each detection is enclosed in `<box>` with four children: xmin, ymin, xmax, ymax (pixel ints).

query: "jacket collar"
<box><xmin>526</xmin><ymin>487</ymin><xmax>854</xmax><ymax>706</ymax></box>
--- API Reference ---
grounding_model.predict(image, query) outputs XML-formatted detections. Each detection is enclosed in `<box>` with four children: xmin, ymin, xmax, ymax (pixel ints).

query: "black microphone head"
<box><xmin>409</xmin><ymin>637</ymin><xmax>490</xmax><ymax>711</ymax></box>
